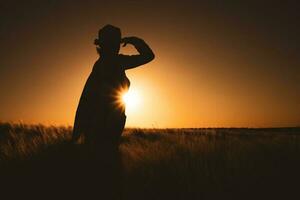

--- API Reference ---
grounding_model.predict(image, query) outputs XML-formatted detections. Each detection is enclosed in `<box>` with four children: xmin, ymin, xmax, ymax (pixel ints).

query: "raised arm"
<box><xmin>119</xmin><ymin>37</ymin><xmax>155</xmax><ymax>70</ymax></box>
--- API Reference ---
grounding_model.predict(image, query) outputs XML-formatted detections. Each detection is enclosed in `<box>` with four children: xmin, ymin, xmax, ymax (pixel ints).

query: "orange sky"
<box><xmin>0</xmin><ymin>1</ymin><xmax>299</xmax><ymax>127</ymax></box>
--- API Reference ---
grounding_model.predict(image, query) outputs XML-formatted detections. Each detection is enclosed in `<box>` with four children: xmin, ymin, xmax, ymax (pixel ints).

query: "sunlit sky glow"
<box><xmin>0</xmin><ymin>1</ymin><xmax>299</xmax><ymax>127</ymax></box>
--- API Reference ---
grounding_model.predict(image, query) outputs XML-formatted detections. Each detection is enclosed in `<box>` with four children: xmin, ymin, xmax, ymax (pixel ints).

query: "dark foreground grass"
<box><xmin>0</xmin><ymin>122</ymin><xmax>299</xmax><ymax>199</ymax></box>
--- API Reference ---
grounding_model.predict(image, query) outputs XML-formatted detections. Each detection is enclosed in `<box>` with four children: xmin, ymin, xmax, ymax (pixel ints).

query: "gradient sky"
<box><xmin>1</xmin><ymin>0</ymin><xmax>299</xmax><ymax>127</ymax></box>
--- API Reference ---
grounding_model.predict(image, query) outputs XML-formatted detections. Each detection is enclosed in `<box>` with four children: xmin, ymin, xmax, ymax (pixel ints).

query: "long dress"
<box><xmin>71</xmin><ymin>56</ymin><xmax>128</xmax><ymax>199</ymax></box>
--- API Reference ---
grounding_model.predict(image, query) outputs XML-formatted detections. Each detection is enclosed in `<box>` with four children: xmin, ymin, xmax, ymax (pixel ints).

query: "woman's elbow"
<box><xmin>147</xmin><ymin>52</ymin><xmax>155</xmax><ymax>62</ymax></box>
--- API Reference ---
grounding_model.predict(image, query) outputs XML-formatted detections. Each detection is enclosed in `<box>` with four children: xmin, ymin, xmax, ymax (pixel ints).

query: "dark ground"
<box><xmin>0</xmin><ymin>123</ymin><xmax>299</xmax><ymax>199</ymax></box>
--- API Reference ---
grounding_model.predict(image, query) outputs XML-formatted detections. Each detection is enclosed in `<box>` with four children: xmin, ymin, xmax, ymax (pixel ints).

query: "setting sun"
<box><xmin>122</xmin><ymin>89</ymin><xmax>141</xmax><ymax>113</ymax></box>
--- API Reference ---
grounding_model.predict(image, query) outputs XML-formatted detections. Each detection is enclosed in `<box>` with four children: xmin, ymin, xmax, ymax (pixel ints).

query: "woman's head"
<box><xmin>94</xmin><ymin>24</ymin><xmax>121</xmax><ymax>56</ymax></box>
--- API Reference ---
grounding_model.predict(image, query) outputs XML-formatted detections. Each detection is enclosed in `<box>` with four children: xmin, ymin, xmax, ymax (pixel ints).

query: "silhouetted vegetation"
<box><xmin>0</xmin><ymin>122</ymin><xmax>299</xmax><ymax>199</ymax></box>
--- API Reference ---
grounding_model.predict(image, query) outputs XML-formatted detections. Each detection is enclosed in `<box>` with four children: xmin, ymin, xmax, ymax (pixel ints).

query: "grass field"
<box><xmin>0</xmin><ymin>122</ymin><xmax>299</xmax><ymax>199</ymax></box>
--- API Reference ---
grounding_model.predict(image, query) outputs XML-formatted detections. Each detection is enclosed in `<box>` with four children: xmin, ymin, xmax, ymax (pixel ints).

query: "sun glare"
<box><xmin>122</xmin><ymin>89</ymin><xmax>140</xmax><ymax>112</ymax></box>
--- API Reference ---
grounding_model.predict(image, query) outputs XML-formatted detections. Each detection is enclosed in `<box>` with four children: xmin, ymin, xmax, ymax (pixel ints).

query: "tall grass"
<box><xmin>0</xmin><ymin>122</ymin><xmax>72</xmax><ymax>160</ymax></box>
<box><xmin>0</xmin><ymin>122</ymin><xmax>299</xmax><ymax>199</ymax></box>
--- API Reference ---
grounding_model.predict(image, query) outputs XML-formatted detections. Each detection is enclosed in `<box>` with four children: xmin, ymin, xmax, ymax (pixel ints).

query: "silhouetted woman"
<box><xmin>72</xmin><ymin>25</ymin><xmax>154</xmax><ymax>147</ymax></box>
<box><xmin>71</xmin><ymin>25</ymin><xmax>154</xmax><ymax>198</ymax></box>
